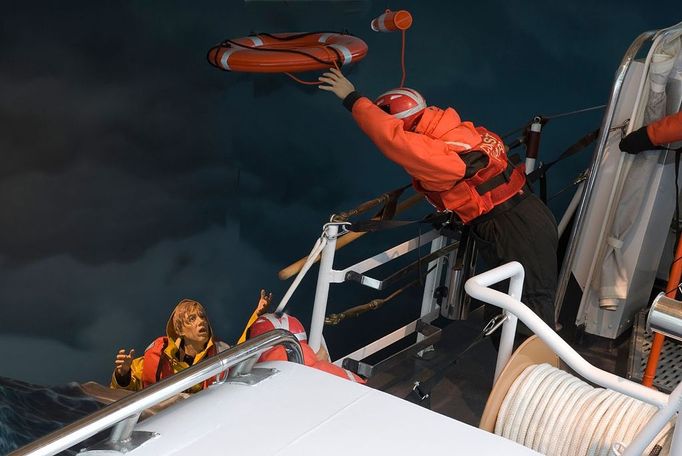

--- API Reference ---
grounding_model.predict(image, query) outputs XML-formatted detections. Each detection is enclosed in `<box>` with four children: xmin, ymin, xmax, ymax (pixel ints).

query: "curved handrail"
<box><xmin>10</xmin><ymin>330</ymin><xmax>303</xmax><ymax>456</ymax></box>
<box><xmin>465</xmin><ymin>262</ymin><xmax>682</xmax><ymax>456</ymax></box>
<box><xmin>465</xmin><ymin>261</ymin><xmax>669</xmax><ymax>408</ymax></box>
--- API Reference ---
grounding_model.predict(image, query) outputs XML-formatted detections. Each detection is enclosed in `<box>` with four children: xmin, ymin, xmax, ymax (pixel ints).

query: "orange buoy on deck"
<box><xmin>207</xmin><ymin>32</ymin><xmax>368</xmax><ymax>73</ymax></box>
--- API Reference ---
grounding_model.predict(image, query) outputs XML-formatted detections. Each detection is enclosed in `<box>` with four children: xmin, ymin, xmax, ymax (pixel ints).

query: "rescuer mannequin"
<box><xmin>318</xmin><ymin>68</ymin><xmax>559</xmax><ymax>329</ymax></box>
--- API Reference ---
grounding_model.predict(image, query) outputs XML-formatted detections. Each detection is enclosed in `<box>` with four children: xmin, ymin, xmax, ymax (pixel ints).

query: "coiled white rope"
<box><xmin>495</xmin><ymin>364</ymin><xmax>675</xmax><ymax>455</ymax></box>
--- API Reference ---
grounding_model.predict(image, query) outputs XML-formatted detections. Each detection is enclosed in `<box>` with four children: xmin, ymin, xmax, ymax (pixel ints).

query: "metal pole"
<box><xmin>493</xmin><ymin>266</ymin><xmax>523</xmax><ymax>383</ymax></box>
<box><xmin>525</xmin><ymin>117</ymin><xmax>542</xmax><ymax>174</ymax></box>
<box><xmin>557</xmin><ymin>181</ymin><xmax>584</xmax><ymax>238</ymax></box>
<box><xmin>309</xmin><ymin>224</ymin><xmax>338</xmax><ymax>352</ymax></box>
<box><xmin>417</xmin><ymin>235</ymin><xmax>445</xmax><ymax>345</ymax></box>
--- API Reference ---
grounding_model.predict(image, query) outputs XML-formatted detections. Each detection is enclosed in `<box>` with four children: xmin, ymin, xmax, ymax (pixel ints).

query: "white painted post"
<box><xmin>417</xmin><ymin>235</ymin><xmax>446</xmax><ymax>347</ymax></box>
<box><xmin>308</xmin><ymin>224</ymin><xmax>338</xmax><ymax>352</ymax></box>
<box><xmin>494</xmin><ymin>268</ymin><xmax>523</xmax><ymax>383</ymax></box>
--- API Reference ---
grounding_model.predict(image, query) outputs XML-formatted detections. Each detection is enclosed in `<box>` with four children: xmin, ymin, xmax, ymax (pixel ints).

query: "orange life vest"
<box><xmin>350</xmin><ymin>99</ymin><xmax>526</xmax><ymax>224</ymax></box>
<box><xmin>141</xmin><ymin>336</ymin><xmax>219</xmax><ymax>389</ymax></box>
<box><xmin>412</xmin><ymin>128</ymin><xmax>527</xmax><ymax>223</ymax></box>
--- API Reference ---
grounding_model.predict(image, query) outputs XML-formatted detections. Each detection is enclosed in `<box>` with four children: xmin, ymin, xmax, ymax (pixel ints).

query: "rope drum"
<box><xmin>495</xmin><ymin>363</ymin><xmax>675</xmax><ymax>456</ymax></box>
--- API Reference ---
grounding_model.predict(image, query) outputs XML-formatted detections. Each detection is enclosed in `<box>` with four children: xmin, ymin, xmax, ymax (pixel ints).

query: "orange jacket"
<box><xmin>351</xmin><ymin>97</ymin><xmax>525</xmax><ymax>223</ymax></box>
<box><xmin>648</xmin><ymin>111</ymin><xmax>682</xmax><ymax>145</ymax></box>
<box><xmin>111</xmin><ymin>305</ymin><xmax>227</xmax><ymax>393</ymax></box>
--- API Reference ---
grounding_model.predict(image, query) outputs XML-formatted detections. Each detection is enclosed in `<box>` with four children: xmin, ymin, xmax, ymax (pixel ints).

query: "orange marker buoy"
<box><xmin>370</xmin><ymin>9</ymin><xmax>412</xmax><ymax>32</ymax></box>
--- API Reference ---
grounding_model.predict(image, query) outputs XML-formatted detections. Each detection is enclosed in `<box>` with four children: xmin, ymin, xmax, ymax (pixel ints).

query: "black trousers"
<box><xmin>471</xmin><ymin>192</ymin><xmax>558</xmax><ymax>327</ymax></box>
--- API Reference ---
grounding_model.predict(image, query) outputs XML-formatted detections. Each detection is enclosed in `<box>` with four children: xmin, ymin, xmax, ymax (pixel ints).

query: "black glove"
<box><xmin>619</xmin><ymin>126</ymin><xmax>656</xmax><ymax>154</ymax></box>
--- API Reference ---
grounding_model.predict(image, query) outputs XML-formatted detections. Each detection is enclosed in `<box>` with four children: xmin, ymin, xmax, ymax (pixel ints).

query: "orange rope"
<box><xmin>285</xmin><ymin>73</ymin><xmax>323</xmax><ymax>85</ymax></box>
<box><xmin>284</xmin><ymin>45</ymin><xmax>342</xmax><ymax>85</ymax></box>
<box><xmin>399</xmin><ymin>29</ymin><xmax>407</xmax><ymax>87</ymax></box>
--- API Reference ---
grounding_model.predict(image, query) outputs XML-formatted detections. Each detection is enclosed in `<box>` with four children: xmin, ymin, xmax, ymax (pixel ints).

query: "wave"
<box><xmin>0</xmin><ymin>376</ymin><xmax>103</xmax><ymax>455</ymax></box>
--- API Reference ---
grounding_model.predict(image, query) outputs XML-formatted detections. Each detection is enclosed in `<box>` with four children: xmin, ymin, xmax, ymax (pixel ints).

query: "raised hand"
<box><xmin>257</xmin><ymin>289</ymin><xmax>273</xmax><ymax>316</ymax></box>
<box><xmin>318</xmin><ymin>67</ymin><xmax>356</xmax><ymax>100</ymax></box>
<box><xmin>114</xmin><ymin>348</ymin><xmax>135</xmax><ymax>375</ymax></box>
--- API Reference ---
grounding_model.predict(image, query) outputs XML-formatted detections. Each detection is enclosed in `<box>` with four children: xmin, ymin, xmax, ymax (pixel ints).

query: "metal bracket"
<box><xmin>81</xmin><ymin>430</ymin><xmax>158</xmax><ymax>454</ymax></box>
<box><xmin>224</xmin><ymin>367</ymin><xmax>279</xmax><ymax>386</ymax></box>
<box><xmin>342</xmin><ymin>320</ymin><xmax>441</xmax><ymax>378</ymax></box>
<box><xmin>344</xmin><ymin>241</ymin><xmax>459</xmax><ymax>291</ymax></box>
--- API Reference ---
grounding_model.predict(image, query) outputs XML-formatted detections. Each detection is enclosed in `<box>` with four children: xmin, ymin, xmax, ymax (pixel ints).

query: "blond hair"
<box><xmin>172</xmin><ymin>299</ymin><xmax>205</xmax><ymax>335</ymax></box>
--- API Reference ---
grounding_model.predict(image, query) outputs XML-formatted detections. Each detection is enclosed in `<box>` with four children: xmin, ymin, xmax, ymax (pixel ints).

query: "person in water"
<box><xmin>620</xmin><ymin>111</ymin><xmax>682</xmax><ymax>153</ymax></box>
<box><xmin>318</xmin><ymin>68</ymin><xmax>558</xmax><ymax>328</ymax></box>
<box><xmin>112</xmin><ymin>291</ymin><xmax>271</xmax><ymax>393</ymax></box>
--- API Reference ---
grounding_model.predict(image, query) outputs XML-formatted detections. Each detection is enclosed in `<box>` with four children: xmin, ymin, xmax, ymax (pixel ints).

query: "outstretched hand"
<box><xmin>257</xmin><ymin>289</ymin><xmax>273</xmax><ymax>316</ymax></box>
<box><xmin>318</xmin><ymin>67</ymin><xmax>355</xmax><ymax>100</ymax></box>
<box><xmin>115</xmin><ymin>348</ymin><xmax>135</xmax><ymax>375</ymax></box>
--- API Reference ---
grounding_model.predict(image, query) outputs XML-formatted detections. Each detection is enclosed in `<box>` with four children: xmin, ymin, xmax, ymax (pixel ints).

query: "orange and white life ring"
<box><xmin>207</xmin><ymin>32</ymin><xmax>368</xmax><ymax>73</ymax></box>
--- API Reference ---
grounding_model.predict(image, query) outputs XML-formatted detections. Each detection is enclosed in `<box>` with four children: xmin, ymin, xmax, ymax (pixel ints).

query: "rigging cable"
<box><xmin>500</xmin><ymin>104</ymin><xmax>606</xmax><ymax>141</ymax></box>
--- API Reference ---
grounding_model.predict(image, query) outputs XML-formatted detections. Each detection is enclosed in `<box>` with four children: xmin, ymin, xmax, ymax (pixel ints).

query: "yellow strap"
<box><xmin>237</xmin><ymin>308</ymin><xmax>262</xmax><ymax>344</ymax></box>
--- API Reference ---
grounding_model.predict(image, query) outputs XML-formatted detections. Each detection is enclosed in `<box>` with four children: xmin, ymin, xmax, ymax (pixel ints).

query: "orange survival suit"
<box><xmin>649</xmin><ymin>111</ymin><xmax>682</xmax><ymax>145</ymax></box>
<box><xmin>343</xmin><ymin>92</ymin><xmax>558</xmax><ymax>327</ymax></box>
<box><xmin>620</xmin><ymin>111</ymin><xmax>682</xmax><ymax>154</ymax></box>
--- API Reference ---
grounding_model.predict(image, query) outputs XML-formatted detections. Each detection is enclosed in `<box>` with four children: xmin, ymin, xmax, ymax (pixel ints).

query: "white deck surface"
<box><xmin>83</xmin><ymin>361</ymin><xmax>539</xmax><ymax>455</ymax></box>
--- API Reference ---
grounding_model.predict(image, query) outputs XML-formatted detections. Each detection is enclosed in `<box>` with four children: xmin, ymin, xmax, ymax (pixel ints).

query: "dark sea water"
<box><xmin>0</xmin><ymin>377</ymin><xmax>103</xmax><ymax>455</ymax></box>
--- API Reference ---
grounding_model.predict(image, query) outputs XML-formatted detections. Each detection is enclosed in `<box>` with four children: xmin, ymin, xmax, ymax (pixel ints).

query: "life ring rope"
<box><xmin>285</xmin><ymin>45</ymin><xmax>340</xmax><ymax>85</ymax></box>
<box><xmin>400</xmin><ymin>29</ymin><xmax>407</xmax><ymax>87</ymax></box>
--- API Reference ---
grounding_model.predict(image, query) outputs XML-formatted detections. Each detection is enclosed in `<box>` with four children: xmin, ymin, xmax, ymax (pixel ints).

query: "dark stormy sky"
<box><xmin>0</xmin><ymin>1</ymin><xmax>677</xmax><ymax>385</ymax></box>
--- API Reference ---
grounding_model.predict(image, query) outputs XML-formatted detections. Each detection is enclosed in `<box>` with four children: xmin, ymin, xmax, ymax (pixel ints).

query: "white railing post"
<box><xmin>308</xmin><ymin>224</ymin><xmax>338</xmax><ymax>352</ymax></box>
<box><xmin>417</xmin><ymin>235</ymin><xmax>446</xmax><ymax>343</ymax></box>
<box><xmin>494</xmin><ymin>267</ymin><xmax>523</xmax><ymax>383</ymax></box>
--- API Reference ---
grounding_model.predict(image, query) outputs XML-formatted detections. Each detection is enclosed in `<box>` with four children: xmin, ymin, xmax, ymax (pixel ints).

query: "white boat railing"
<box><xmin>10</xmin><ymin>330</ymin><xmax>304</xmax><ymax>456</ymax></box>
<box><xmin>465</xmin><ymin>261</ymin><xmax>679</xmax><ymax>456</ymax></box>
<box><xmin>274</xmin><ymin>216</ymin><xmax>450</xmax><ymax>369</ymax></box>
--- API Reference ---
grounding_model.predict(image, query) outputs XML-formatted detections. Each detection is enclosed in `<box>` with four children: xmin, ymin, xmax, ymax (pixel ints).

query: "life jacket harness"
<box><xmin>141</xmin><ymin>337</ymin><xmax>219</xmax><ymax>389</ymax></box>
<box><xmin>414</xmin><ymin>129</ymin><xmax>527</xmax><ymax>224</ymax></box>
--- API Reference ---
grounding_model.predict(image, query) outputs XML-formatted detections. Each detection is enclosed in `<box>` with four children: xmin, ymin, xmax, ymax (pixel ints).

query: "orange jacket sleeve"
<box><xmin>647</xmin><ymin>111</ymin><xmax>682</xmax><ymax>145</ymax></box>
<box><xmin>351</xmin><ymin>97</ymin><xmax>467</xmax><ymax>191</ymax></box>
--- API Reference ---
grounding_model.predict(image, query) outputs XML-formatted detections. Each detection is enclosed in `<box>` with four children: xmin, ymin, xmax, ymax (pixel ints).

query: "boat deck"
<box><xmin>367</xmin><ymin>305</ymin><xmax>628</xmax><ymax>427</ymax></box>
